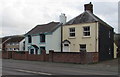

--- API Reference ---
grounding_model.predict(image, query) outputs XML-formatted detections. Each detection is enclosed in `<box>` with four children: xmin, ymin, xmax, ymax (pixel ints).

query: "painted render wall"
<box><xmin>63</xmin><ymin>22</ymin><xmax>98</xmax><ymax>52</ymax></box>
<box><xmin>25</xmin><ymin>35</ymin><xmax>44</xmax><ymax>54</ymax></box>
<box><xmin>46</xmin><ymin>27</ymin><xmax>61</xmax><ymax>53</ymax></box>
<box><xmin>25</xmin><ymin>26</ymin><xmax>61</xmax><ymax>54</ymax></box>
<box><xmin>25</xmin><ymin>37</ymin><xmax>28</xmax><ymax>51</ymax></box>
<box><xmin>114</xmin><ymin>43</ymin><xmax>117</xmax><ymax>58</ymax></box>
<box><xmin>19</xmin><ymin>39</ymin><xmax>25</xmax><ymax>51</ymax></box>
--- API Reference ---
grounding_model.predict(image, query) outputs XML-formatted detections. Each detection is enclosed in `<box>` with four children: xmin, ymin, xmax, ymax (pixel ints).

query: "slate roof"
<box><xmin>6</xmin><ymin>36</ymin><xmax>24</xmax><ymax>43</ymax></box>
<box><xmin>65</xmin><ymin>11</ymin><xmax>113</xmax><ymax>28</ymax></box>
<box><xmin>26</xmin><ymin>22</ymin><xmax>61</xmax><ymax>35</ymax></box>
<box><xmin>1</xmin><ymin>35</ymin><xmax>24</xmax><ymax>43</ymax></box>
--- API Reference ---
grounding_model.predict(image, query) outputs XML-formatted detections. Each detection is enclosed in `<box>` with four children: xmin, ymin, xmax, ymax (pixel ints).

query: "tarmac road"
<box><xmin>2</xmin><ymin>59</ymin><xmax>118</xmax><ymax>76</ymax></box>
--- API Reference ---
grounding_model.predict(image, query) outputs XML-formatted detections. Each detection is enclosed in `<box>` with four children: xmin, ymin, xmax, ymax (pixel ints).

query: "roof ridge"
<box><xmin>65</xmin><ymin>11</ymin><xmax>97</xmax><ymax>25</ymax></box>
<box><xmin>49</xmin><ymin>23</ymin><xmax>62</xmax><ymax>32</ymax></box>
<box><xmin>85</xmin><ymin>11</ymin><xmax>98</xmax><ymax>21</ymax></box>
<box><xmin>25</xmin><ymin>21</ymin><xmax>60</xmax><ymax>35</ymax></box>
<box><xmin>77</xmin><ymin>12</ymin><xmax>85</xmax><ymax>22</ymax></box>
<box><xmin>37</xmin><ymin>21</ymin><xmax>60</xmax><ymax>26</ymax></box>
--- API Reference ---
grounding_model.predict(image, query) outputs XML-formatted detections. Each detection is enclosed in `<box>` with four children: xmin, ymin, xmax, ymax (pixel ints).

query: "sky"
<box><xmin>0</xmin><ymin>0</ymin><xmax>119</xmax><ymax>37</ymax></box>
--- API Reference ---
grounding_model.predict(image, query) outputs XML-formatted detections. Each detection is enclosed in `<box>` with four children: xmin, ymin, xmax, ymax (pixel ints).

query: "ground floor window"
<box><xmin>80</xmin><ymin>44</ymin><xmax>86</xmax><ymax>52</ymax></box>
<box><xmin>30</xmin><ymin>49</ymin><xmax>34</xmax><ymax>54</ymax></box>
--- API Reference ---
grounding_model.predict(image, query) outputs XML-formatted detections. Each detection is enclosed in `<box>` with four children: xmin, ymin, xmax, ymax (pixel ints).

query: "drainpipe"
<box><xmin>96</xmin><ymin>22</ymin><xmax>99</xmax><ymax>53</ymax></box>
<box><xmin>61</xmin><ymin>24</ymin><xmax>63</xmax><ymax>52</ymax></box>
<box><xmin>59</xmin><ymin>13</ymin><xmax>67</xmax><ymax>52</ymax></box>
<box><xmin>95</xmin><ymin>22</ymin><xmax>98</xmax><ymax>52</ymax></box>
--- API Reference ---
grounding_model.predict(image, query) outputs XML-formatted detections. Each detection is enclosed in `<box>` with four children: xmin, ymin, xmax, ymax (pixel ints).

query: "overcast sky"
<box><xmin>0</xmin><ymin>0</ymin><xmax>119</xmax><ymax>37</ymax></box>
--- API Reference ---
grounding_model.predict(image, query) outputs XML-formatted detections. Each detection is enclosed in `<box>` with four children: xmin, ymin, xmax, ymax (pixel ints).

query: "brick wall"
<box><xmin>2</xmin><ymin>50</ymin><xmax>99</xmax><ymax>64</ymax></box>
<box><xmin>51</xmin><ymin>52</ymin><xmax>81</xmax><ymax>63</ymax></box>
<box><xmin>49</xmin><ymin>50</ymin><xmax>99</xmax><ymax>64</ymax></box>
<box><xmin>12</xmin><ymin>51</ymin><xmax>27</xmax><ymax>60</ymax></box>
<box><xmin>2</xmin><ymin>51</ymin><xmax>12</xmax><ymax>59</ymax></box>
<box><xmin>26</xmin><ymin>50</ymin><xmax>49</xmax><ymax>61</ymax></box>
<box><xmin>27</xmin><ymin>54</ymin><xmax>44</xmax><ymax>61</ymax></box>
<box><xmin>86</xmin><ymin>52</ymin><xmax>99</xmax><ymax>63</ymax></box>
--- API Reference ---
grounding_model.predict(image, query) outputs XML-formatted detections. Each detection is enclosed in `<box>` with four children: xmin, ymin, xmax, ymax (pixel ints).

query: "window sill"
<box><xmin>39</xmin><ymin>42</ymin><xmax>46</xmax><ymax>44</ymax></box>
<box><xmin>68</xmin><ymin>37</ymin><xmax>76</xmax><ymax>39</ymax></box>
<box><xmin>82</xmin><ymin>36</ymin><xmax>91</xmax><ymax>38</ymax></box>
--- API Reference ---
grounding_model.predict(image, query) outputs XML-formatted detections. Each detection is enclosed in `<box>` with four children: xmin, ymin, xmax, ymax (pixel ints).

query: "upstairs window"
<box><xmin>109</xmin><ymin>31</ymin><xmax>111</xmax><ymax>38</ymax></box>
<box><xmin>40</xmin><ymin>34</ymin><xmax>45</xmax><ymax>43</ymax></box>
<box><xmin>69</xmin><ymin>28</ymin><xmax>75</xmax><ymax>37</ymax></box>
<box><xmin>28</xmin><ymin>35</ymin><xmax>32</xmax><ymax>43</ymax></box>
<box><xmin>83</xmin><ymin>26</ymin><xmax>90</xmax><ymax>36</ymax></box>
<box><xmin>80</xmin><ymin>44</ymin><xmax>86</xmax><ymax>52</ymax></box>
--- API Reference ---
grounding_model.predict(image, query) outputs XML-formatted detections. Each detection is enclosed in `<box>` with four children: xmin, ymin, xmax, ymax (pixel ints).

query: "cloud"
<box><xmin>93</xmin><ymin>2</ymin><xmax>118</xmax><ymax>32</ymax></box>
<box><xmin>1</xmin><ymin>0</ymin><xmax>119</xmax><ymax>37</ymax></box>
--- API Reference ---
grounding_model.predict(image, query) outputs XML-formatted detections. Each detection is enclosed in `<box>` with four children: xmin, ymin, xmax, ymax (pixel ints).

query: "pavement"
<box><xmin>2</xmin><ymin>58</ymin><xmax>119</xmax><ymax>76</ymax></box>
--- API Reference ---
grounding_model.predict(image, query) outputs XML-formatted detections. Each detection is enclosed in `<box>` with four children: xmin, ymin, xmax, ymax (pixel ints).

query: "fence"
<box><xmin>2</xmin><ymin>50</ymin><xmax>99</xmax><ymax>64</ymax></box>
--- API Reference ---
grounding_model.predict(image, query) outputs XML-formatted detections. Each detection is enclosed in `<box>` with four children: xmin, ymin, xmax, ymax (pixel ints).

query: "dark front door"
<box><xmin>30</xmin><ymin>49</ymin><xmax>34</xmax><ymax>54</ymax></box>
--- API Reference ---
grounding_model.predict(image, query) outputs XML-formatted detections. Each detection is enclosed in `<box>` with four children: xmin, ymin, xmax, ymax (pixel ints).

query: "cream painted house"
<box><xmin>114</xmin><ymin>33</ymin><xmax>120</xmax><ymax>58</ymax></box>
<box><xmin>62</xmin><ymin>2</ymin><xmax>114</xmax><ymax>61</ymax></box>
<box><xmin>63</xmin><ymin>22</ymin><xmax>98</xmax><ymax>52</ymax></box>
<box><xmin>114</xmin><ymin>43</ymin><xmax>117</xmax><ymax>58</ymax></box>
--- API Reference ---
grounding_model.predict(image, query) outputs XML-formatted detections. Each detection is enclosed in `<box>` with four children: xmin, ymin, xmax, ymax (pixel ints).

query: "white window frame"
<box><xmin>69</xmin><ymin>27</ymin><xmax>75</xmax><ymax>37</ymax></box>
<box><xmin>83</xmin><ymin>26</ymin><xmax>90</xmax><ymax>37</ymax></box>
<box><xmin>80</xmin><ymin>44</ymin><xmax>86</xmax><ymax>51</ymax></box>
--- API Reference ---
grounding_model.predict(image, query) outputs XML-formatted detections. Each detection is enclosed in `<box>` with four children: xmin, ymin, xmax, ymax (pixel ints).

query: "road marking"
<box><xmin>15</xmin><ymin>69</ymin><xmax>52</xmax><ymax>75</ymax></box>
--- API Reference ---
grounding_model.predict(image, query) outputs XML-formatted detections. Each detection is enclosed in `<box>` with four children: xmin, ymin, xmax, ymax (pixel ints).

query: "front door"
<box><xmin>63</xmin><ymin>44</ymin><xmax>69</xmax><ymax>52</ymax></box>
<box><xmin>30</xmin><ymin>49</ymin><xmax>34</xmax><ymax>54</ymax></box>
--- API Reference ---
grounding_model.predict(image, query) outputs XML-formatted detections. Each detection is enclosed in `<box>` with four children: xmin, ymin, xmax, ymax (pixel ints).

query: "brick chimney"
<box><xmin>84</xmin><ymin>2</ymin><xmax>93</xmax><ymax>13</ymax></box>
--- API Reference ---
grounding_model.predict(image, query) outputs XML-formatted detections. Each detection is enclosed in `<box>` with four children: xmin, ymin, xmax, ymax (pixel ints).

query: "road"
<box><xmin>2</xmin><ymin>59</ymin><xmax>118</xmax><ymax>76</ymax></box>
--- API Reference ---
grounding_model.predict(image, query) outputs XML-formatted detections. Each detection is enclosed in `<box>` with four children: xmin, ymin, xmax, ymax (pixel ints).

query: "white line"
<box><xmin>15</xmin><ymin>69</ymin><xmax>52</xmax><ymax>75</ymax></box>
